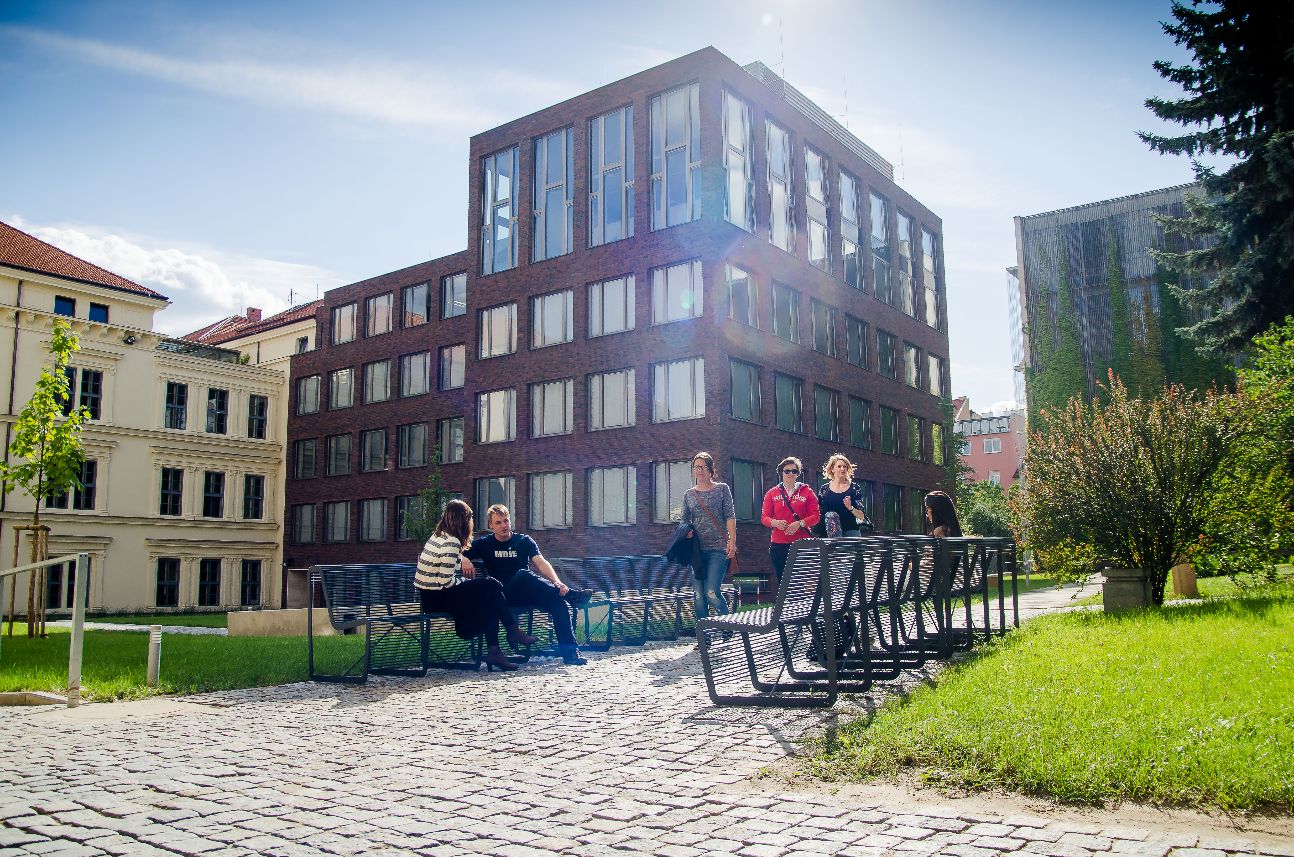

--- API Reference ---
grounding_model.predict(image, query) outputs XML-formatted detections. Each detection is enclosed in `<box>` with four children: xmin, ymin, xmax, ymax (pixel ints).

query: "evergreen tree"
<box><xmin>1158</xmin><ymin>270</ymin><xmax>1234</xmax><ymax>389</ymax></box>
<box><xmin>1141</xmin><ymin>0</ymin><xmax>1294</xmax><ymax>356</ymax></box>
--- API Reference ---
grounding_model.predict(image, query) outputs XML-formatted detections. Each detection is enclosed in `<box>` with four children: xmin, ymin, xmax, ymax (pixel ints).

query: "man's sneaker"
<box><xmin>564</xmin><ymin>588</ymin><xmax>594</xmax><ymax>608</ymax></box>
<box><xmin>559</xmin><ymin>644</ymin><xmax>587</xmax><ymax>666</ymax></box>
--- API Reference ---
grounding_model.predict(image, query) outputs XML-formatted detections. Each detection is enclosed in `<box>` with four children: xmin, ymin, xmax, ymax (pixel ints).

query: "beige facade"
<box><xmin>0</xmin><ymin>240</ymin><xmax>287</xmax><ymax>615</ymax></box>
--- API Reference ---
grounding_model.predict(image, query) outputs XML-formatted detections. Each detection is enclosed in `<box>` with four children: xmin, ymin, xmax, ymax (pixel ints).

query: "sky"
<box><xmin>0</xmin><ymin>0</ymin><xmax>1204</xmax><ymax>414</ymax></box>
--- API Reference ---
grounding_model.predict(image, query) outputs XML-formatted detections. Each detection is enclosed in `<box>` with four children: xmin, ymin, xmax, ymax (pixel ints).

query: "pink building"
<box><xmin>953</xmin><ymin>397</ymin><xmax>1024</xmax><ymax>491</ymax></box>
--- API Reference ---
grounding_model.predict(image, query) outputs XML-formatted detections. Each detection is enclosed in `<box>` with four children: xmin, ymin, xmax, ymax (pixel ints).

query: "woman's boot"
<box><xmin>484</xmin><ymin>646</ymin><xmax>518</xmax><ymax>671</ymax></box>
<box><xmin>506</xmin><ymin>625</ymin><xmax>539</xmax><ymax>651</ymax></box>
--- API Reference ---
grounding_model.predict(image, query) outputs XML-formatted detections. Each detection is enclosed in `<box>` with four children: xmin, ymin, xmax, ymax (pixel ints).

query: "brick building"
<box><xmin>953</xmin><ymin>397</ymin><xmax>1024</xmax><ymax>491</ymax></box>
<box><xmin>283</xmin><ymin>47</ymin><xmax>951</xmax><ymax>579</ymax></box>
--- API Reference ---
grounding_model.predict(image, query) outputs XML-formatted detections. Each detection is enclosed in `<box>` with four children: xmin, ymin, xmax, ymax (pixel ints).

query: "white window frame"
<box><xmin>329</xmin><ymin>368</ymin><xmax>354</xmax><ymax>410</ymax></box>
<box><xmin>529</xmin><ymin>471</ymin><xmax>573</xmax><ymax>530</ymax></box>
<box><xmin>481</xmin><ymin>146</ymin><xmax>519</xmax><ymax>275</ymax></box>
<box><xmin>331</xmin><ymin>303</ymin><xmax>356</xmax><ymax>345</ymax></box>
<box><xmin>478</xmin><ymin>303</ymin><xmax>517</xmax><ymax>359</ymax></box>
<box><xmin>650</xmin><ymin>82</ymin><xmax>701</xmax><ymax>230</ymax></box>
<box><xmin>531</xmin><ymin>290</ymin><xmax>573</xmax><ymax>349</ymax></box>
<box><xmin>589</xmin><ymin>368</ymin><xmax>635</xmax><ymax>431</ymax></box>
<box><xmin>652</xmin><ymin>357</ymin><xmax>705</xmax><ymax>423</ymax></box>
<box><xmin>400</xmin><ymin>351</ymin><xmax>430</xmax><ymax>397</ymax></box>
<box><xmin>726</xmin><ymin>264</ymin><xmax>757</xmax><ymax>328</ymax></box>
<box><xmin>296</xmin><ymin>375</ymin><xmax>320</xmax><ymax>415</ymax></box>
<box><xmin>475</xmin><ymin>477</ymin><xmax>515</xmax><ymax>520</ymax></box>
<box><xmin>722</xmin><ymin>89</ymin><xmax>755</xmax><ymax>232</ymax></box>
<box><xmin>651</xmin><ymin>259</ymin><xmax>703</xmax><ymax>325</ymax></box>
<box><xmin>358</xmin><ymin>498</ymin><xmax>386</xmax><ymax>542</ymax></box>
<box><xmin>589</xmin><ymin>465</ymin><xmax>636</xmax><ymax>526</ymax></box>
<box><xmin>766</xmin><ymin>120</ymin><xmax>795</xmax><ymax>253</ymax></box>
<box><xmin>441</xmin><ymin>273</ymin><xmax>467</xmax><ymax>319</ymax></box>
<box><xmin>439</xmin><ymin>344</ymin><xmax>465</xmax><ymax>390</ymax></box>
<box><xmin>477</xmin><ymin>388</ymin><xmax>516</xmax><ymax>444</ymax></box>
<box><xmin>366</xmin><ymin>293</ymin><xmax>394</xmax><ymax>337</ymax></box>
<box><xmin>652</xmin><ymin>460</ymin><xmax>694</xmax><ymax>523</ymax></box>
<box><xmin>840</xmin><ymin>170</ymin><xmax>863</xmax><ymax>290</ymax></box>
<box><xmin>588</xmin><ymin>275</ymin><xmax>635</xmax><ymax>338</ymax></box>
<box><xmin>589</xmin><ymin>104</ymin><xmax>634</xmax><ymax>247</ymax></box>
<box><xmin>984</xmin><ymin>438</ymin><xmax>1003</xmax><ymax>454</ymax></box>
<box><xmin>531</xmin><ymin>378</ymin><xmax>574</xmax><ymax>438</ymax></box>
<box><xmin>533</xmin><ymin>127</ymin><xmax>574</xmax><ymax>262</ymax></box>
<box><xmin>364</xmin><ymin>360</ymin><xmax>391</xmax><ymax>403</ymax></box>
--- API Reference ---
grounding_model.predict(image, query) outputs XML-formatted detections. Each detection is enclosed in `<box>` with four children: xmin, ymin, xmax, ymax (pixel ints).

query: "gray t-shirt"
<box><xmin>682</xmin><ymin>483</ymin><xmax>736</xmax><ymax>551</ymax></box>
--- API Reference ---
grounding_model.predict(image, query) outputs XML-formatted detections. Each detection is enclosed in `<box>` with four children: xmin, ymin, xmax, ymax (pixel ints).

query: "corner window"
<box><xmin>590</xmin><ymin>105</ymin><xmax>634</xmax><ymax>246</ymax></box>
<box><xmin>652</xmin><ymin>460</ymin><xmax>693</xmax><ymax>523</ymax></box>
<box><xmin>481</xmin><ymin>146</ymin><xmax>519</xmax><ymax>275</ymax></box>
<box><xmin>477</xmin><ymin>388</ymin><xmax>517</xmax><ymax>444</ymax></box>
<box><xmin>589</xmin><ymin>465</ymin><xmax>636</xmax><ymax>526</ymax></box>
<box><xmin>766</xmin><ymin>121</ymin><xmax>795</xmax><ymax>253</ymax></box>
<box><xmin>331</xmin><ymin>303</ymin><xmax>357</xmax><ymax>345</ymax></box>
<box><xmin>588</xmin><ymin>275</ymin><xmax>635</xmax><ymax>338</ymax></box>
<box><xmin>529</xmin><ymin>471</ymin><xmax>572</xmax><ymax>529</ymax></box>
<box><xmin>366</xmin><ymin>293</ymin><xmax>393</xmax><ymax>337</ymax></box>
<box><xmin>533</xmin><ymin>127</ymin><xmax>574</xmax><ymax>262</ymax></box>
<box><xmin>651</xmin><ymin>357</ymin><xmax>704</xmax><ymax>423</ymax></box>
<box><xmin>722</xmin><ymin>90</ymin><xmax>754</xmax><ymax>232</ymax></box>
<box><xmin>651</xmin><ymin>259</ymin><xmax>702</xmax><ymax>325</ymax></box>
<box><xmin>650</xmin><ymin>82</ymin><xmax>700</xmax><ymax>230</ymax></box>
<box><xmin>478</xmin><ymin>303</ymin><xmax>517</xmax><ymax>359</ymax></box>
<box><xmin>530</xmin><ymin>379</ymin><xmax>573</xmax><ymax>437</ymax></box>
<box><xmin>589</xmin><ymin>368</ymin><xmax>635</xmax><ymax>431</ymax></box>
<box><xmin>531</xmin><ymin>290</ymin><xmax>573</xmax><ymax>349</ymax></box>
<box><xmin>442</xmin><ymin>273</ymin><xmax>467</xmax><ymax>319</ymax></box>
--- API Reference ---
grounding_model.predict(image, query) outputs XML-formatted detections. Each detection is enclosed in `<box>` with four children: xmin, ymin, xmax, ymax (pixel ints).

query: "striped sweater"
<box><xmin>415</xmin><ymin>532</ymin><xmax>464</xmax><ymax>591</ymax></box>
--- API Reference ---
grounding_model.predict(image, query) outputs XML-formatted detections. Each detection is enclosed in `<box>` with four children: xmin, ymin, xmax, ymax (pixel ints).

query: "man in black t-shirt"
<box><xmin>465</xmin><ymin>504</ymin><xmax>592</xmax><ymax>665</ymax></box>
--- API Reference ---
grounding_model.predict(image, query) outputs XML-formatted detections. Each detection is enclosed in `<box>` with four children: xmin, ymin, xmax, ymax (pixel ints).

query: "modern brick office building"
<box><xmin>283</xmin><ymin>47</ymin><xmax>951</xmax><ymax>578</ymax></box>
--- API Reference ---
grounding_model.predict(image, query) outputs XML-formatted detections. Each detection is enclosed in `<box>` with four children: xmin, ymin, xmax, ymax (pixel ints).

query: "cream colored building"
<box><xmin>0</xmin><ymin>221</ymin><xmax>287</xmax><ymax>615</ymax></box>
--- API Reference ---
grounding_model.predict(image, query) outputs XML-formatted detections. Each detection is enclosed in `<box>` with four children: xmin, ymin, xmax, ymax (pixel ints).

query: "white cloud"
<box><xmin>10</xmin><ymin>217</ymin><xmax>343</xmax><ymax>337</ymax></box>
<box><xmin>2</xmin><ymin>26</ymin><xmax>568</xmax><ymax>132</ymax></box>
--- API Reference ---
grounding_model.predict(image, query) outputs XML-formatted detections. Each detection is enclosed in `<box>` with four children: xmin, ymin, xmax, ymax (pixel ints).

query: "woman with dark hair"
<box><xmin>923</xmin><ymin>490</ymin><xmax>963</xmax><ymax>537</ymax></box>
<box><xmin>415</xmin><ymin>499</ymin><xmax>538</xmax><ymax>672</ymax></box>
<box><xmin>681</xmin><ymin>451</ymin><xmax>737</xmax><ymax>626</ymax></box>
<box><xmin>761</xmin><ymin>456</ymin><xmax>821</xmax><ymax>581</ymax></box>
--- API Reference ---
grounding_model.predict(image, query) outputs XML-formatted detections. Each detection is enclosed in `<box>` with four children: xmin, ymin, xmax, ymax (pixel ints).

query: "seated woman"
<box><xmin>923</xmin><ymin>490</ymin><xmax>963</xmax><ymax>537</ymax></box>
<box><xmin>415</xmin><ymin>499</ymin><xmax>537</xmax><ymax>672</ymax></box>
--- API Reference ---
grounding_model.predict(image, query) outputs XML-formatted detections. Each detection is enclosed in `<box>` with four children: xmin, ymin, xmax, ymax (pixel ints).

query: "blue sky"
<box><xmin>0</xmin><ymin>0</ymin><xmax>1202</xmax><ymax>412</ymax></box>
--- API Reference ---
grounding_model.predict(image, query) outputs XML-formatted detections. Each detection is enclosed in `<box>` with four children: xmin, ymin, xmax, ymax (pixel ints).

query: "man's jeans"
<box><xmin>504</xmin><ymin>571</ymin><xmax>577</xmax><ymax>646</ymax></box>
<box><xmin>693</xmin><ymin>549</ymin><xmax>731</xmax><ymax>621</ymax></box>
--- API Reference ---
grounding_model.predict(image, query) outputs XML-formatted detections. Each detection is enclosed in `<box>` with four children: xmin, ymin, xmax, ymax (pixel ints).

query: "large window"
<box><xmin>329</xmin><ymin>368</ymin><xmax>354</xmax><ymax>410</ymax></box>
<box><xmin>729</xmin><ymin>359</ymin><xmax>761</xmax><ymax>423</ymax></box>
<box><xmin>590</xmin><ymin>104</ymin><xmax>634</xmax><ymax>246</ymax></box>
<box><xmin>652</xmin><ymin>357</ymin><xmax>704</xmax><ymax>422</ymax></box>
<box><xmin>71</xmin><ymin>460</ymin><xmax>97</xmax><ymax>510</ymax></box>
<box><xmin>364</xmin><ymin>360</ymin><xmax>391</xmax><ymax>403</ymax></box>
<box><xmin>589</xmin><ymin>368</ymin><xmax>635</xmax><ymax>430</ymax></box>
<box><xmin>206</xmin><ymin>388</ymin><xmax>228</xmax><ymax>434</ymax></box>
<box><xmin>402</xmin><ymin>281</ymin><xmax>431</xmax><ymax>327</ymax></box>
<box><xmin>396</xmin><ymin>496</ymin><xmax>426</xmax><ymax>541</ymax></box>
<box><xmin>331</xmin><ymin>303</ymin><xmax>356</xmax><ymax>345</ymax></box>
<box><xmin>653</xmin><ymin>460</ymin><xmax>693</xmax><ymax>523</ymax></box>
<box><xmin>293</xmin><ymin>504</ymin><xmax>316</xmax><ymax>543</ymax></box>
<box><xmin>880</xmin><ymin>406</ymin><xmax>900</xmax><ymax>456</ymax></box>
<box><xmin>766</xmin><ymin>121</ymin><xmax>795</xmax><ymax>253</ymax></box>
<box><xmin>475</xmin><ymin>477</ymin><xmax>515</xmax><ymax>520</ymax></box>
<box><xmin>325</xmin><ymin>434</ymin><xmax>351</xmax><ymax>476</ymax></box>
<box><xmin>54</xmin><ymin>295</ymin><xmax>76</xmax><ymax>317</ymax></box>
<box><xmin>397</xmin><ymin>423</ymin><xmax>428</xmax><ymax>468</ymax></box>
<box><xmin>904</xmin><ymin>343</ymin><xmax>922</xmax><ymax>388</ymax></box>
<box><xmin>159</xmin><ymin>467</ymin><xmax>183</xmax><ymax>516</ymax></box>
<box><xmin>922</xmin><ymin>228</ymin><xmax>941</xmax><ymax>329</ymax></box>
<box><xmin>897</xmin><ymin>211</ymin><xmax>916</xmax><ymax>316</ymax></box>
<box><xmin>588</xmin><ymin>275</ymin><xmax>635</xmax><ymax>337</ymax></box>
<box><xmin>726</xmin><ymin>264</ymin><xmax>757</xmax><ymax>328</ymax></box>
<box><xmin>439</xmin><ymin>344</ymin><xmax>465</xmax><ymax>390</ymax></box>
<box><xmin>477</xmin><ymin>388</ymin><xmax>516</xmax><ymax>444</ymax></box>
<box><xmin>909</xmin><ymin>416</ymin><xmax>926</xmax><ymax>461</ymax></box>
<box><xmin>296</xmin><ymin>376</ymin><xmax>319</xmax><ymax>415</ymax></box>
<box><xmin>651</xmin><ymin>259</ymin><xmax>703</xmax><ymax>325</ymax></box>
<box><xmin>533</xmin><ymin>127</ymin><xmax>574</xmax><ymax>262</ymax></box>
<box><xmin>529</xmin><ymin>471</ymin><xmax>572</xmax><ymax>529</ymax></box>
<box><xmin>772</xmin><ymin>283</ymin><xmax>799</xmax><ymax>343</ymax></box>
<box><xmin>812</xmin><ymin>300</ymin><xmax>837</xmax><ymax>357</ymax></box>
<box><xmin>247</xmin><ymin>394</ymin><xmax>268</xmax><ymax>439</ymax></box>
<box><xmin>78</xmin><ymin>370</ymin><xmax>102</xmax><ymax>420</ymax></box>
<box><xmin>156</xmin><ymin>558</ymin><xmax>180</xmax><ymax>608</ymax></box>
<box><xmin>984</xmin><ymin>437</ymin><xmax>1003</xmax><ymax>454</ymax></box>
<box><xmin>731</xmin><ymin>459</ymin><xmax>765</xmax><ymax>521</ymax></box>
<box><xmin>358</xmin><ymin>498</ymin><xmax>387</xmax><ymax>542</ymax></box>
<box><xmin>90</xmin><ymin>302</ymin><xmax>108</xmax><ymax>322</ymax></box>
<box><xmin>437</xmin><ymin>417</ymin><xmax>464</xmax><ymax>464</ymax></box>
<box><xmin>928</xmin><ymin>354</ymin><xmax>945</xmax><ymax>398</ymax></box>
<box><xmin>775</xmin><ymin>374</ymin><xmax>803</xmax><ymax>433</ymax></box>
<box><xmin>877</xmin><ymin>330</ymin><xmax>898</xmax><ymax>380</ymax></box>
<box><xmin>531</xmin><ymin>290</ymin><xmax>573</xmax><ymax>349</ymax></box>
<box><xmin>243</xmin><ymin>474</ymin><xmax>265</xmax><ymax>520</ymax></box>
<box><xmin>722</xmin><ymin>89</ymin><xmax>754</xmax><ymax>232</ymax></box>
<box><xmin>240</xmin><ymin>560</ymin><xmax>261</xmax><ymax>607</ymax></box>
<box><xmin>849</xmin><ymin>397</ymin><xmax>872</xmax><ymax>449</ymax></box>
<box><xmin>478</xmin><ymin>303</ymin><xmax>517</xmax><ymax>359</ymax></box>
<box><xmin>531</xmin><ymin>379</ymin><xmax>573</xmax><ymax>437</ymax></box>
<box><xmin>202</xmin><ymin>471</ymin><xmax>225</xmax><ymax>518</ymax></box>
<box><xmin>400</xmin><ymin>351</ymin><xmax>431</xmax><ymax>397</ymax></box>
<box><xmin>650</xmin><ymin>82</ymin><xmax>700</xmax><ymax>230</ymax></box>
<box><xmin>366</xmin><ymin>293</ymin><xmax>393</xmax><ymax>337</ymax></box>
<box><xmin>846</xmin><ymin>315</ymin><xmax>869</xmax><ymax>369</ymax></box>
<box><xmin>481</xmin><ymin>146</ymin><xmax>519</xmax><ymax>275</ymax></box>
<box><xmin>883</xmin><ymin>484</ymin><xmax>903</xmax><ymax>532</ymax></box>
<box><xmin>805</xmin><ymin>147</ymin><xmax>829</xmax><ymax>270</ymax></box>
<box><xmin>589</xmin><ymin>465</ymin><xmax>636</xmax><ymax>526</ymax></box>
<box><xmin>324</xmin><ymin>501</ymin><xmax>349</xmax><ymax>543</ymax></box>
<box><xmin>840</xmin><ymin>170</ymin><xmax>863</xmax><ymax>290</ymax></box>
<box><xmin>164</xmin><ymin>381</ymin><xmax>187</xmax><ymax>429</ymax></box>
<box><xmin>870</xmin><ymin>192</ymin><xmax>893</xmax><ymax>303</ymax></box>
<box><xmin>933</xmin><ymin>423</ymin><xmax>946</xmax><ymax>466</ymax></box>
<box><xmin>442</xmin><ymin>272</ymin><xmax>467</xmax><ymax>319</ymax></box>
<box><xmin>293</xmin><ymin>439</ymin><xmax>317</xmax><ymax>479</ymax></box>
<box><xmin>815</xmin><ymin>387</ymin><xmax>840</xmax><ymax>441</ymax></box>
<box><xmin>360</xmin><ymin>429</ymin><xmax>387</xmax><ymax>472</ymax></box>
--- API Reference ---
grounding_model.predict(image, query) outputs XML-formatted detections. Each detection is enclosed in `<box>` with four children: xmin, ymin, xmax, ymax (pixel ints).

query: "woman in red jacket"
<box><xmin>761</xmin><ymin>456</ymin><xmax>822</xmax><ymax>581</ymax></box>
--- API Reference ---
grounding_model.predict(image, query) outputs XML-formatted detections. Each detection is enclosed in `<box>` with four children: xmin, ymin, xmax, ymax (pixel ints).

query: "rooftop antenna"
<box><xmin>287</xmin><ymin>288</ymin><xmax>296</xmax><ymax>308</ymax></box>
<box><xmin>777</xmin><ymin>17</ymin><xmax>786</xmax><ymax>78</ymax></box>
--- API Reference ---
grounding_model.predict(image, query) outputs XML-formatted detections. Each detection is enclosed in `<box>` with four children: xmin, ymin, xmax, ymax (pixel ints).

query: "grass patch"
<box><xmin>83</xmin><ymin>612</ymin><xmax>228</xmax><ymax>628</ymax></box>
<box><xmin>0</xmin><ymin>627</ymin><xmax>362</xmax><ymax>701</ymax></box>
<box><xmin>808</xmin><ymin>587</ymin><xmax>1294</xmax><ymax>811</ymax></box>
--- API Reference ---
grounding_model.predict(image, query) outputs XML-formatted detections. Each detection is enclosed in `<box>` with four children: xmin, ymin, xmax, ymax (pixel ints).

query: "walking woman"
<box><xmin>761</xmin><ymin>456</ymin><xmax>821</xmax><ymax>581</ymax></box>
<box><xmin>817</xmin><ymin>453</ymin><xmax>873</xmax><ymax>538</ymax></box>
<box><xmin>923</xmin><ymin>490</ymin><xmax>963</xmax><ymax>537</ymax></box>
<box><xmin>415</xmin><ymin>499</ymin><xmax>538</xmax><ymax>672</ymax></box>
<box><xmin>681</xmin><ymin>452</ymin><xmax>737</xmax><ymax>623</ymax></box>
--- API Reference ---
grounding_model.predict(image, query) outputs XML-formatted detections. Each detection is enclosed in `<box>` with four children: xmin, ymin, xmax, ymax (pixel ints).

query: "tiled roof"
<box><xmin>0</xmin><ymin>220</ymin><xmax>168</xmax><ymax>300</ymax></box>
<box><xmin>183</xmin><ymin>300</ymin><xmax>321</xmax><ymax>345</ymax></box>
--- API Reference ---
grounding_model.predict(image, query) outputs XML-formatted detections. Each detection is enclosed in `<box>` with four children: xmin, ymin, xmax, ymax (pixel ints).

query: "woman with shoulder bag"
<box><xmin>818</xmin><ymin>453</ymin><xmax>874</xmax><ymax>538</ymax></box>
<box><xmin>761</xmin><ymin>456</ymin><xmax>821</xmax><ymax>581</ymax></box>
<box><xmin>680</xmin><ymin>452</ymin><xmax>737</xmax><ymax>627</ymax></box>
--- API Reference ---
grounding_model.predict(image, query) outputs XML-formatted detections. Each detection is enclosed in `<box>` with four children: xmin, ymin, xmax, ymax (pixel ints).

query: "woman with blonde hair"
<box><xmin>817</xmin><ymin>453</ymin><xmax>873</xmax><ymax>538</ymax></box>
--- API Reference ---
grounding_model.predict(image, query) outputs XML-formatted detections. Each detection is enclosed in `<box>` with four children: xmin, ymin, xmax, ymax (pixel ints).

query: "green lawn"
<box><xmin>807</xmin><ymin>585</ymin><xmax>1294</xmax><ymax>811</ymax></box>
<box><xmin>83</xmin><ymin>611</ymin><xmax>229</xmax><ymax>628</ymax></box>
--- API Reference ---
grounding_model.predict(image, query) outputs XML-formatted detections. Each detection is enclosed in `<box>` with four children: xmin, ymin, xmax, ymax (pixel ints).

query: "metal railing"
<box><xmin>1</xmin><ymin>552</ymin><xmax>91</xmax><ymax>707</ymax></box>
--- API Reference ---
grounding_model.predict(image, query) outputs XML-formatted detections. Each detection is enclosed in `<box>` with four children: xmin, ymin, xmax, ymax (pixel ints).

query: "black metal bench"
<box><xmin>553</xmin><ymin>555</ymin><xmax>739</xmax><ymax>650</ymax></box>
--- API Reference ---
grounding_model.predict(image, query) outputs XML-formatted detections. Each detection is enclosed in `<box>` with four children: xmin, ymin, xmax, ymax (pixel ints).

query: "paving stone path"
<box><xmin>3</xmin><ymin>584</ymin><xmax>1289</xmax><ymax>857</ymax></box>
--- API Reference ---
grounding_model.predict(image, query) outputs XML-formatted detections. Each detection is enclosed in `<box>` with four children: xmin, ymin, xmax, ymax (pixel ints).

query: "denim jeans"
<box><xmin>693</xmin><ymin>549</ymin><xmax>730</xmax><ymax>621</ymax></box>
<box><xmin>503</xmin><ymin>571</ymin><xmax>577</xmax><ymax>646</ymax></box>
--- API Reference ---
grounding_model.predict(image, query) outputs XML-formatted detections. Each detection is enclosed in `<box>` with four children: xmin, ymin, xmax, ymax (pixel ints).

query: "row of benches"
<box><xmin>307</xmin><ymin>556</ymin><xmax>737</xmax><ymax>682</ymax></box>
<box><xmin>696</xmin><ymin>536</ymin><xmax>1019</xmax><ymax>707</ymax></box>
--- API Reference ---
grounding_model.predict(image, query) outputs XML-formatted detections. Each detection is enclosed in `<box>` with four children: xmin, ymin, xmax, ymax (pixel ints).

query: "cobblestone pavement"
<box><xmin>4</xmin><ymin>586</ymin><xmax>1290</xmax><ymax>857</ymax></box>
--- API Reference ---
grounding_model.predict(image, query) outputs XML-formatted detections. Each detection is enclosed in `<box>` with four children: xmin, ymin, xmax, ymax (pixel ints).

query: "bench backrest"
<box><xmin>310</xmin><ymin>563</ymin><xmax>421</xmax><ymax>627</ymax></box>
<box><xmin>553</xmin><ymin>554</ymin><xmax>690</xmax><ymax>596</ymax></box>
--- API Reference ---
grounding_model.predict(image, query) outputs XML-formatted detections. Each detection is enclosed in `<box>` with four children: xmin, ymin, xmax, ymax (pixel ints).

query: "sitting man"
<box><xmin>465</xmin><ymin>504</ymin><xmax>592</xmax><ymax>666</ymax></box>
